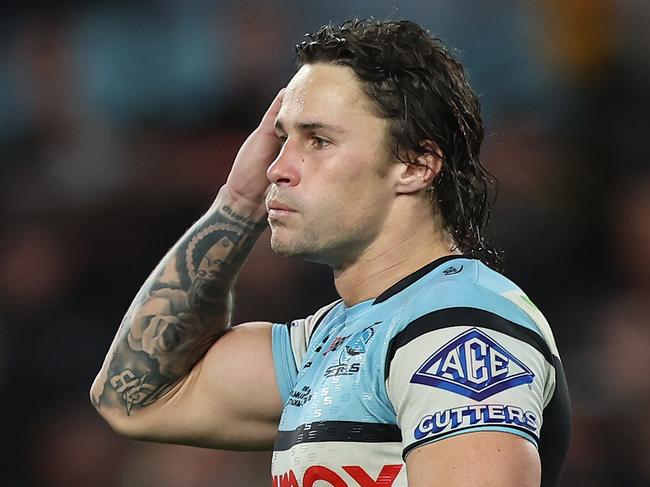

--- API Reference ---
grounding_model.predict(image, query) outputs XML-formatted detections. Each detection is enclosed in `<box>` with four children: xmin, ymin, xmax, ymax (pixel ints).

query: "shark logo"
<box><xmin>342</xmin><ymin>325</ymin><xmax>376</xmax><ymax>360</ymax></box>
<box><xmin>324</xmin><ymin>323</ymin><xmax>380</xmax><ymax>377</ymax></box>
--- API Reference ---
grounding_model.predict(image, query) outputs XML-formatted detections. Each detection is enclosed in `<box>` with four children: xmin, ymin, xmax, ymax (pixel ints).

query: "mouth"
<box><xmin>266</xmin><ymin>199</ymin><xmax>297</xmax><ymax>220</ymax></box>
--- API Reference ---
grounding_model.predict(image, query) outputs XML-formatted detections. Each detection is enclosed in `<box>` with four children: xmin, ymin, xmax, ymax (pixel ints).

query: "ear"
<box><xmin>394</xmin><ymin>141</ymin><xmax>443</xmax><ymax>195</ymax></box>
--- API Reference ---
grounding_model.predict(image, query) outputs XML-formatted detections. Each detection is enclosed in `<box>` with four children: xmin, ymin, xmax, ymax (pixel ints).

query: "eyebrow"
<box><xmin>274</xmin><ymin>119</ymin><xmax>346</xmax><ymax>134</ymax></box>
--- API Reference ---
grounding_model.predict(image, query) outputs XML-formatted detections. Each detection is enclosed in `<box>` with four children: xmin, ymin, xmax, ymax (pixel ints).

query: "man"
<box><xmin>91</xmin><ymin>20</ymin><xmax>570</xmax><ymax>486</ymax></box>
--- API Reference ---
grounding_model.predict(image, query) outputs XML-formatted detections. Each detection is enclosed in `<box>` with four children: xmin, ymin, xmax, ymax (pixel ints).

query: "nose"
<box><xmin>267</xmin><ymin>139</ymin><xmax>301</xmax><ymax>186</ymax></box>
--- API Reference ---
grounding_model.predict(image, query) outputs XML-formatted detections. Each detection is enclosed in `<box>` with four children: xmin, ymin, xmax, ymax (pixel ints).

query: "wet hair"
<box><xmin>296</xmin><ymin>19</ymin><xmax>502</xmax><ymax>269</ymax></box>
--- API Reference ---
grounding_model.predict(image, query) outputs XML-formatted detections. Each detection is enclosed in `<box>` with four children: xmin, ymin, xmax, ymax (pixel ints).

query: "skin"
<box><xmin>269</xmin><ymin>64</ymin><xmax>455</xmax><ymax>304</ymax></box>
<box><xmin>90</xmin><ymin>63</ymin><xmax>540</xmax><ymax>485</ymax></box>
<box><xmin>407</xmin><ymin>432</ymin><xmax>540</xmax><ymax>487</ymax></box>
<box><xmin>267</xmin><ymin>64</ymin><xmax>397</xmax><ymax>268</ymax></box>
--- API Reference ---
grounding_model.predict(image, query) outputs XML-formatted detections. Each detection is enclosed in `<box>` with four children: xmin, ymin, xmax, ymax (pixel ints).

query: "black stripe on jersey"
<box><xmin>274</xmin><ymin>421</ymin><xmax>402</xmax><ymax>452</ymax></box>
<box><xmin>402</xmin><ymin>424</ymin><xmax>540</xmax><ymax>460</ymax></box>
<box><xmin>373</xmin><ymin>255</ymin><xmax>468</xmax><ymax>305</ymax></box>
<box><xmin>385</xmin><ymin>307</ymin><xmax>553</xmax><ymax>380</ymax></box>
<box><xmin>539</xmin><ymin>355</ymin><xmax>571</xmax><ymax>487</ymax></box>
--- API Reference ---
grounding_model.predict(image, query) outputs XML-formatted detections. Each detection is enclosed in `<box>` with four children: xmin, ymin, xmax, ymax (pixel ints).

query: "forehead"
<box><xmin>278</xmin><ymin>63</ymin><xmax>380</xmax><ymax>127</ymax></box>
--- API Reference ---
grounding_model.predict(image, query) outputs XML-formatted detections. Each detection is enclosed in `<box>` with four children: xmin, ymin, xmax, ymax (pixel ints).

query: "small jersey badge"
<box><xmin>323</xmin><ymin>324</ymin><xmax>378</xmax><ymax>378</ymax></box>
<box><xmin>410</xmin><ymin>327</ymin><xmax>534</xmax><ymax>401</ymax></box>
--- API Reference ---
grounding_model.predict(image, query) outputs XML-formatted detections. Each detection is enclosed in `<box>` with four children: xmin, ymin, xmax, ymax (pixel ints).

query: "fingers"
<box><xmin>259</xmin><ymin>88</ymin><xmax>286</xmax><ymax>132</ymax></box>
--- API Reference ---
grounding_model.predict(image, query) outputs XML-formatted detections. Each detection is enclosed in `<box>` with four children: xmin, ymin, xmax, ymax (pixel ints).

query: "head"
<box><xmin>267</xmin><ymin>19</ymin><xmax>501</xmax><ymax>269</ymax></box>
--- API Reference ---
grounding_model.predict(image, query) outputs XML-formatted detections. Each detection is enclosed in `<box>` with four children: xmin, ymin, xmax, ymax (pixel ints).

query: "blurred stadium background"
<box><xmin>0</xmin><ymin>1</ymin><xmax>648</xmax><ymax>486</ymax></box>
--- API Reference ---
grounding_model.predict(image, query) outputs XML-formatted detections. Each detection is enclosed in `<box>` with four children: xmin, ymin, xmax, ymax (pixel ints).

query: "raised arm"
<box><xmin>90</xmin><ymin>90</ymin><xmax>287</xmax><ymax>450</ymax></box>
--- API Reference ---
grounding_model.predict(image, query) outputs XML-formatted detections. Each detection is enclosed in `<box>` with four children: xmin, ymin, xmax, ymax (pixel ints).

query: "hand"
<box><xmin>224</xmin><ymin>89</ymin><xmax>285</xmax><ymax>206</ymax></box>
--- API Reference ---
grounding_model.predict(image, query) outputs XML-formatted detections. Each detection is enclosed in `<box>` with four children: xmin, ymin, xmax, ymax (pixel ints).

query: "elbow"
<box><xmin>91</xmin><ymin>400</ymin><xmax>150</xmax><ymax>441</ymax></box>
<box><xmin>105</xmin><ymin>417</ymin><xmax>145</xmax><ymax>441</ymax></box>
<box><xmin>89</xmin><ymin>382</ymin><xmax>142</xmax><ymax>440</ymax></box>
<box><xmin>89</xmin><ymin>387</ymin><xmax>167</xmax><ymax>443</ymax></box>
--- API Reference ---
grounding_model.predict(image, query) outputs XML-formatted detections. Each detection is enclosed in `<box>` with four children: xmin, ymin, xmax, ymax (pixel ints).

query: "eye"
<box><xmin>310</xmin><ymin>135</ymin><xmax>331</xmax><ymax>149</ymax></box>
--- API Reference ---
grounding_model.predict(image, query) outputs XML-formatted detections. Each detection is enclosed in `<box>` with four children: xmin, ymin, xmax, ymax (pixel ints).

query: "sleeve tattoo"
<box><xmin>96</xmin><ymin>198</ymin><xmax>266</xmax><ymax>414</ymax></box>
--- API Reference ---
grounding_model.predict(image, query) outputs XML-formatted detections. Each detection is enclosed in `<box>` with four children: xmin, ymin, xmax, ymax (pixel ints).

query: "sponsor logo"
<box><xmin>324</xmin><ymin>362</ymin><xmax>361</xmax><ymax>377</ymax></box>
<box><xmin>288</xmin><ymin>386</ymin><xmax>313</xmax><ymax>407</ymax></box>
<box><xmin>410</xmin><ymin>327</ymin><xmax>534</xmax><ymax>401</ymax></box>
<box><xmin>272</xmin><ymin>464</ymin><xmax>402</xmax><ymax>487</ymax></box>
<box><xmin>442</xmin><ymin>264</ymin><xmax>463</xmax><ymax>275</ymax></box>
<box><xmin>414</xmin><ymin>403</ymin><xmax>538</xmax><ymax>441</ymax></box>
<box><xmin>324</xmin><ymin>325</ymin><xmax>377</xmax><ymax>378</ymax></box>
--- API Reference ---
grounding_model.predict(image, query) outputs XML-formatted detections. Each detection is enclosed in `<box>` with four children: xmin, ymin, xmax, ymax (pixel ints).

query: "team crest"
<box><xmin>341</xmin><ymin>326</ymin><xmax>376</xmax><ymax>362</ymax></box>
<box><xmin>324</xmin><ymin>324</ymin><xmax>378</xmax><ymax>377</ymax></box>
<box><xmin>410</xmin><ymin>328</ymin><xmax>534</xmax><ymax>401</ymax></box>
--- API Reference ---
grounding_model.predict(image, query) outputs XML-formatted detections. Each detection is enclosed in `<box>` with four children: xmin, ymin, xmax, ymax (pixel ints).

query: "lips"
<box><xmin>267</xmin><ymin>200</ymin><xmax>295</xmax><ymax>212</ymax></box>
<box><xmin>266</xmin><ymin>198</ymin><xmax>297</xmax><ymax>221</ymax></box>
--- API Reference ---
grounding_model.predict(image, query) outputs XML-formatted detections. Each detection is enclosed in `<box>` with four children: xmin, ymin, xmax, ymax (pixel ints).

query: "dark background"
<box><xmin>1</xmin><ymin>1</ymin><xmax>648</xmax><ymax>485</ymax></box>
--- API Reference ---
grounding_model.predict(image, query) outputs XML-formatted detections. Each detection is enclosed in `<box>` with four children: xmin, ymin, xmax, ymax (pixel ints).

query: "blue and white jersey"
<box><xmin>270</xmin><ymin>256</ymin><xmax>570</xmax><ymax>487</ymax></box>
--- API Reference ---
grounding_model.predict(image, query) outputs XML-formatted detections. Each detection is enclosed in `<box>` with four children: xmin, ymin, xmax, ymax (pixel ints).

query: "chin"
<box><xmin>269</xmin><ymin>225</ymin><xmax>353</xmax><ymax>266</ymax></box>
<box><xmin>270</xmin><ymin>231</ymin><xmax>298</xmax><ymax>255</ymax></box>
<box><xmin>270</xmin><ymin>238</ymin><xmax>307</xmax><ymax>259</ymax></box>
<box><xmin>269</xmin><ymin>232</ymin><xmax>322</xmax><ymax>263</ymax></box>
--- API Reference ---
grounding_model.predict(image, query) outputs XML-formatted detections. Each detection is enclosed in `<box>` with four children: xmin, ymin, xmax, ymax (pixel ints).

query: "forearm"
<box><xmin>91</xmin><ymin>185</ymin><xmax>267</xmax><ymax>416</ymax></box>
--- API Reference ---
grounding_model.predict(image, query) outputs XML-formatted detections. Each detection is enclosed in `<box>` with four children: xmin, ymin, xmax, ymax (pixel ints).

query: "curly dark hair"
<box><xmin>296</xmin><ymin>19</ymin><xmax>502</xmax><ymax>270</ymax></box>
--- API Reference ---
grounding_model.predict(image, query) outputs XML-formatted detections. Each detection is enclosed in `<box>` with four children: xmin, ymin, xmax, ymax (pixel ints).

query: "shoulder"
<box><xmin>376</xmin><ymin>259</ymin><xmax>569</xmax><ymax>466</ymax></box>
<box><xmin>383</xmin><ymin>258</ymin><xmax>558</xmax><ymax>393</ymax></box>
<box><xmin>393</xmin><ymin>259</ymin><xmax>552</xmax><ymax>347</ymax></box>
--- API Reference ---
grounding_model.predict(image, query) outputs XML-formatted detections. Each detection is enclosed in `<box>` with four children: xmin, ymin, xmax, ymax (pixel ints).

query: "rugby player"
<box><xmin>91</xmin><ymin>20</ymin><xmax>570</xmax><ymax>486</ymax></box>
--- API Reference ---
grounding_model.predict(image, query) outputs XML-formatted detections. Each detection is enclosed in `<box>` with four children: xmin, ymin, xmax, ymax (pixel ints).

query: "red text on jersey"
<box><xmin>272</xmin><ymin>464</ymin><xmax>403</xmax><ymax>487</ymax></box>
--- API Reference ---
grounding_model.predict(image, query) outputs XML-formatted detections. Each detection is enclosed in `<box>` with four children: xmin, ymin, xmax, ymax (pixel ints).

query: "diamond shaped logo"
<box><xmin>410</xmin><ymin>328</ymin><xmax>534</xmax><ymax>401</ymax></box>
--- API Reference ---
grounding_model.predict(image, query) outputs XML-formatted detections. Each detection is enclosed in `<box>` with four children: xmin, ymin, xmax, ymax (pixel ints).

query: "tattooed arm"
<box><xmin>92</xmin><ymin>191</ymin><xmax>265</xmax><ymax>413</ymax></box>
<box><xmin>90</xmin><ymin>91</ymin><xmax>286</xmax><ymax>449</ymax></box>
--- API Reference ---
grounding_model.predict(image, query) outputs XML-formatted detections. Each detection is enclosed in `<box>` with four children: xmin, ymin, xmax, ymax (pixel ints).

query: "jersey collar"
<box><xmin>372</xmin><ymin>255</ymin><xmax>468</xmax><ymax>305</ymax></box>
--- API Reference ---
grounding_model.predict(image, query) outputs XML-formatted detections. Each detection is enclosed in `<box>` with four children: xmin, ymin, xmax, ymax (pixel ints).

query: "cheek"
<box><xmin>304</xmin><ymin>145</ymin><xmax>392</xmax><ymax>216</ymax></box>
<box><xmin>313</xmin><ymin>177</ymin><xmax>385</xmax><ymax>231</ymax></box>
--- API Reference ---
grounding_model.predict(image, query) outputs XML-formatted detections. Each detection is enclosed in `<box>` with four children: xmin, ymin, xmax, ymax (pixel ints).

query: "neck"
<box><xmin>333</xmin><ymin>205</ymin><xmax>458</xmax><ymax>306</ymax></box>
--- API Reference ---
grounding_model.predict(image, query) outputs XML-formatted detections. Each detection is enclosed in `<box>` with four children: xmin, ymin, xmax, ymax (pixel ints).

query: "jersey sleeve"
<box><xmin>271</xmin><ymin>301</ymin><xmax>340</xmax><ymax>404</ymax></box>
<box><xmin>385</xmin><ymin>307</ymin><xmax>556</xmax><ymax>459</ymax></box>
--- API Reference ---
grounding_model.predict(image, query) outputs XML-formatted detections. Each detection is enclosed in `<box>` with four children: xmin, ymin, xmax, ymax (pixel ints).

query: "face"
<box><xmin>266</xmin><ymin>63</ymin><xmax>397</xmax><ymax>267</ymax></box>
